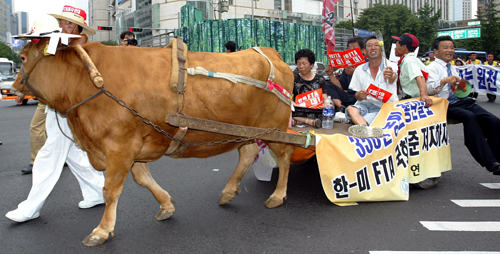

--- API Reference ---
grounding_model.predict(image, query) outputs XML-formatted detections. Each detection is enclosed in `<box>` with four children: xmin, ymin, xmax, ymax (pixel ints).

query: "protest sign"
<box><xmin>327</xmin><ymin>48</ymin><xmax>366</xmax><ymax>68</ymax></box>
<box><xmin>315</xmin><ymin>97</ymin><xmax>451</xmax><ymax>203</ymax></box>
<box><xmin>456</xmin><ymin>65</ymin><xmax>500</xmax><ymax>95</ymax></box>
<box><xmin>295</xmin><ymin>88</ymin><xmax>323</xmax><ymax>109</ymax></box>
<box><xmin>366</xmin><ymin>84</ymin><xmax>393</xmax><ymax>103</ymax></box>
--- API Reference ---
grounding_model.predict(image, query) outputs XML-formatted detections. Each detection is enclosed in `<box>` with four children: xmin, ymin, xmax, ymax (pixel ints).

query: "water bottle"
<box><xmin>322</xmin><ymin>96</ymin><xmax>335</xmax><ymax>129</ymax></box>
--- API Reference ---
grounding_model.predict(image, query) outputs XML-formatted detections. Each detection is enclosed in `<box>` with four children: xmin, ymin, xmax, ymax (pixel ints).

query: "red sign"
<box><xmin>327</xmin><ymin>48</ymin><xmax>366</xmax><ymax>68</ymax></box>
<box><xmin>295</xmin><ymin>88</ymin><xmax>323</xmax><ymax>109</ymax></box>
<box><xmin>366</xmin><ymin>84</ymin><xmax>392</xmax><ymax>103</ymax></box>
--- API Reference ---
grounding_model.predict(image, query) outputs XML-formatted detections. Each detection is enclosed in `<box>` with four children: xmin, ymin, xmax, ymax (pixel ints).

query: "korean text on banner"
<box><xmin>322</xmin><ymin>0</ymin><xmax>340</xmax><ymax>51</ymax></box>
<box><xmin>456</xmin><ymin>65</ymin><xmax>500</xmax><ymax>95</ymax></box>
<box><xmin>327</xmin><ymin>48</ymin><xmax>366</xmax><ymax>68</ymax></box>
<box><xmin>315</xmin><ymin>97</ymin><xmax>451</xmax><ymax>203</ymax></box>
<box><xmin>295</xmin><ymin>88</ymin><xmax>323</xmax><ymax>109</ymax></box>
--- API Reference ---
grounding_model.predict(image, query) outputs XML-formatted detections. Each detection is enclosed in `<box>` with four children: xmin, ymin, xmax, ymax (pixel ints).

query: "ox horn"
<box><xmin>73</xmin><ymin>45</ymin><xmax>104</xmax><ymax>88</ymax></box>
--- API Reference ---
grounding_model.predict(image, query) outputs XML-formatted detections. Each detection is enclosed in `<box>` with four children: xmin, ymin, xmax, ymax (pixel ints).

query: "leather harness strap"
<box><xmin>19</xmin><ymin>51</ymin><xmax>47</xmax><ymax>101</ymax></box>
<box><xmin>176</xmin><ymin>36</ymin><xmax>187</xmax><ymax>94</ymax></box>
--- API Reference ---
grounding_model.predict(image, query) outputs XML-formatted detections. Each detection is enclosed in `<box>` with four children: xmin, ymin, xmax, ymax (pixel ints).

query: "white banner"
<box><xmin>456</xmin><ymin>65</ymin><xmax>500</xmax><ymax>95</ymax></box>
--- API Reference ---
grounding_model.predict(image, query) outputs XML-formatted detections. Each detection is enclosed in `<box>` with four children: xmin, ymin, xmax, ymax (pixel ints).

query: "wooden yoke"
<box><xmin>74</xmin><ymin>45</ymin><xmax>104</xmax><ymax>88</ymax></box>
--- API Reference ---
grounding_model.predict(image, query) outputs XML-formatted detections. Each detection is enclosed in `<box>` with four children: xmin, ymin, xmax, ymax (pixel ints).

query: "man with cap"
<box><xmin>426</xmin><ymin>53</ymin><xmax>435</xmax><ymax>66</ymax></box>
<box><xmin>6</xmin><ymin>8</ymin><xmax>105</xmax><ymax>223</ymax></box>
<box><xmin>392</xmin><ymin>32</ymin><xmax>433</xmax><ymax>107</ymax></box>
<box><xmin>426</xmin><ymin>36</ymin><xmax>500</xmax><ymax>176</ymax></box>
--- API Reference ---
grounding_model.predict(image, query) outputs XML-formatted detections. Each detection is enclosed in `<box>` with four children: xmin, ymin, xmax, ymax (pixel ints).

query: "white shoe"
<box><xmin>5</xmin><ymin>209</ymin><xmax>40</xmax><ymax>223</ymax></box>
<box><xmin>78</xmin><ymin>199</ymin><xmax>105</xmax><ymax>209</ymax></box>
<box><xmin>348</xmin><ymin>125</ymin><xmax>384</xmax><ymax>138</ymax></box>
<box><xmin>334</xmin><ymin>112</ymin><xmax>353</xmax><ymax>124</ymax></box>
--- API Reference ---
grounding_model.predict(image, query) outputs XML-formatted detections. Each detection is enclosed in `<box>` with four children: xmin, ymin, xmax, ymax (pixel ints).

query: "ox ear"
<box><xmin>57</xmin><ymin>34</ymin><xmax>89</xmax><ymax>51</ymax></box>
<box><xmin>69</xmin><ymin>34</ymin><xmax>89</xmax><ymax>47</ymax></box>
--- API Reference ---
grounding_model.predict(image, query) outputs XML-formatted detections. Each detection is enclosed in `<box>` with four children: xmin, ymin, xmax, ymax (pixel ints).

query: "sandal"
<box><xmin>312</xmin><ymin>119</ymin><xmax>322</xmax><ymax>128</ymax></box>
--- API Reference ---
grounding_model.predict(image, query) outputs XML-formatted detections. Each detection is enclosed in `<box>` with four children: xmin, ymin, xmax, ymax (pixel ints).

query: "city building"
<box><xmin>91</xmin><ymin>0</ymin><xmax>326</xmax><ymax>46</ymax></box>
<box><xmin>0</xmin><ymin>0</ymin><xmax>10</xmax><ymax>43</ymax></box>
<box><xmin>91</xmin><ymin>0</ymin><xmax>471</xmax><ymax>47</ymax></box>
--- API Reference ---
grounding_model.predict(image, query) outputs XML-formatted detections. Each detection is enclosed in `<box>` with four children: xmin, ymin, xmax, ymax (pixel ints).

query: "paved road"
<box><xmin>0</xmin><ymin>96</ymin><xmax>499</xmax><ymax>254</ymax></box>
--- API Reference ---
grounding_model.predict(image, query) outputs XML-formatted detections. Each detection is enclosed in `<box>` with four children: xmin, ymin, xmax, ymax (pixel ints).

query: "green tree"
<box><xmin>476</xmin><ymin>1</ymin><xmax>500</xmax><ymax>56</ymax></box>
<box><xmin>355</xmin><ymin>3</ymin><xmax>441</xmax><ymax>57</ymax></box>
<box><xmin>356</xmin><ymin>4</ymin><xmax>419</xmax><ymax>56</ymax></box>
<box><xmin>336</xmin><ymin>20</ymin><xmax>354</xmax><ymax>30</ymax></box>
<box><xmin>0</xmin><ymin>41</ymin><xmax>21</xmax><ymax>63</ymax></box>
<box><xmin>100</xmin><ymin>40</ymin><xmax>118</xmax><ymax>46</ymax></box>
<box><xmin>415</xmin><ymin>3</ymin><xmax>441</xmax><ymax>54</ymax></box>
<box><xmin>454</xmin><ymin>38</ymin><xmax>483</xmax><ymax>52</ymax></box>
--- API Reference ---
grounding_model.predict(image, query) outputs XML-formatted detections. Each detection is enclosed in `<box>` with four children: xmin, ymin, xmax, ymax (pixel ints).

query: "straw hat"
<box><xmin>50</xmin><ymin>5</ymin><xmax>96</xmax><ymax>35</ymax></box>
<box><xmin>13</xmin><ymin>15</ymin><xmax>62</xmax><ymax>40</ymax></box>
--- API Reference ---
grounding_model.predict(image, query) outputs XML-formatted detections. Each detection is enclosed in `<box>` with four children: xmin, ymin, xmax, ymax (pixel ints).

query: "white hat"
<box><xmin>50</xmin><ymin>5</ymin><xmax>96</xmax><ymax>35</ymax></box>
<box><xmin>13</xmin><ymin>15</ymin><xmax>62</xmax><ymax>40</ymax></box>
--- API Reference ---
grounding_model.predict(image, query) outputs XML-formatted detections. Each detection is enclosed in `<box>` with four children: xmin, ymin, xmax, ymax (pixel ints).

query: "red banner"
<box><xmin>366</xmin><ymin>84</ymin><xmax>392</xmax><ymax>103</ymax></box>
<box><xmin>322</xmin><ymin>0</ymin><xmax>339</xmax><ymax>51</ymax></box>
<box><xmin>295</xmin><ymin>88</ymin><xmax>323</xmax><ymax>109</ymax></box>
<box><xmin>327</xmin><ymin>48</ymin><xmax>366</xmax><ymax>68</ymax></box>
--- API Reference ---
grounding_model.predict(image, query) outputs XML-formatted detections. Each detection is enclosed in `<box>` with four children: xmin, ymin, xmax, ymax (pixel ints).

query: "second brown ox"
<box><xmin>13</xmin><ymin>36</ymin><xmax>295</xmax><ymax>247</ymax></box>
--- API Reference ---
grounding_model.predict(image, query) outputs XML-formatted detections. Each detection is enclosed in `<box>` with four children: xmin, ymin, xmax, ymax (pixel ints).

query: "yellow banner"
<box><xmin>316</xmin><ymin>97</ymin><xmax>451</xmax><ymax>203</ymax></box>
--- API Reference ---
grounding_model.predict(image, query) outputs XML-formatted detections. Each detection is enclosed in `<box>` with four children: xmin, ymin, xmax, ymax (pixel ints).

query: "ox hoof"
<box><xmin>82</xmin><ymin>231</ymin><xmax>112</xmax><ymax>247</ymax></box>
<box><xmin>156</xmin><ymin>209</ymin><xmax>174</xmax><ymax>221</ymax></box>
<box><xmin>219</xmin><ymin>194</ymin><xmax>235</xmax><ymax>205</ymax></box>
<box><xmin>264</xmin><ymin>198</ymin><xmax>284</xmax><ymax>209</ymax></box>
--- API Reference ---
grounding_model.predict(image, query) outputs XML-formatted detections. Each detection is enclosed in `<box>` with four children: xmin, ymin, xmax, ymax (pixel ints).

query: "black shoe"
<box><xmin>0</xmin><ymin>141</ymin><xmax>2</xmax><ymax>145</ymax></box>
<box><xmin>22</xmin><ymin>164</ymin><xmax>33</xmax><ymax>174</ymax></box>
<box><xmin>336</xmin><ymin>105</ymin><xmax>346</xmax><ymax>113</ymax></box>
<box><xmin>486</xmin><ymin>162</ymin><xmax>500</xmax><ymax>175</ymax></box>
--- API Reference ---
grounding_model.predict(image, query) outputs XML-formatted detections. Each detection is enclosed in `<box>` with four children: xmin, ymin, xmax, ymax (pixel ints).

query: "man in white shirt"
<box><xmin>346</xmin><ymin>35</ymin><xmax>398</xmax><ymax>138</ymax></box>
<box><xmin>426</xmin><ymin>36</ymin><xmax>500</xmax><ymax>175</ymax></box>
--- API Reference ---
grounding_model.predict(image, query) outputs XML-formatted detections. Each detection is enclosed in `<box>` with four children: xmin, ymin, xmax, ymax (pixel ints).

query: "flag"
<box><xmin>322</xmin><ymin>0</ymin><xmax>339</xmax><ymax>51</ymax></box>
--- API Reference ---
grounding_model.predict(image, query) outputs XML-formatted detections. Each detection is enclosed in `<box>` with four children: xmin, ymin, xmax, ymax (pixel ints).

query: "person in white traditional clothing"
<box><xmin>6</xmin><ymin>7</ymin><xmax>105</xmax><ymax>223</ymax></box>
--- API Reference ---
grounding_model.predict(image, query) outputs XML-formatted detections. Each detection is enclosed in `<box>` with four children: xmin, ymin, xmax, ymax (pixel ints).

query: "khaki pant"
<box><xmin>30</xmin><ymin>102</ymin><xmax>47</xmax><ymax>164</ymax></box>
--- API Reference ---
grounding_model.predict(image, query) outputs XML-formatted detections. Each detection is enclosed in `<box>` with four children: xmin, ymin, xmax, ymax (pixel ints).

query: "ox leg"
<box><xmin>263</xmin><ymin>143</ymin><xmax>294</xmax><ymax>209</ymax></box>
<box><xmin>130</xmin><ymin>162</ymin><xmax>175</xmax><ymax>221</ymax></box>
<box><xmin>219</xmin><ymin>142</ymin><xmax>259</xmax><ymax>205</ymax></box>
<box><xmin>82</xmin><ymin>157</ymin><xmax>132</xmax><ymax>247</ymax></box>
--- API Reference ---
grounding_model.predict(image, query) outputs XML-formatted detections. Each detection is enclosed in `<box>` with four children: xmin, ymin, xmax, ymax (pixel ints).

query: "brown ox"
<box><xmin>13</xmin><ymin>36</ymin><xmax>295</xmax><ymax>246</ymax></box>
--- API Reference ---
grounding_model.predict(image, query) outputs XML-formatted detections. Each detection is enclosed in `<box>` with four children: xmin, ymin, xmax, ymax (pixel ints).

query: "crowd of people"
<box><xmin>290</xmin><ymin>33</ymin><xmax>500</xmax><ymax>176</ymax></box>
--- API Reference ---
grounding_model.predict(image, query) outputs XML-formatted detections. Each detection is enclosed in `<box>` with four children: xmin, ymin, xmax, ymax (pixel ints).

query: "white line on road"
<box><xmin>451</xmin><ymin>199</ymin><xmax>500</xmax><ymax>207</ymax></box>
<box><xmin>420</xmin><ymin>221</ymin><xmax>500</xmax><ymax>231</ymax></box>
<box><xmin>370</xmin><ymin>252</ymin><xmax>500</xmax><ymax>254</ymax></box>
<box><xmin>480</xmin><ymin>183</ymin><xmax>500</xmax><ymax>189</ymax></box>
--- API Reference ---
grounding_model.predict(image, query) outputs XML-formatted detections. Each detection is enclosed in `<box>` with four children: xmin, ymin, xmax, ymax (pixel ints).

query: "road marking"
<box><xmin>480</xmin><ymin>183</ymin><xmax>500</xmax><ymax>189</ymax></box>
<box><xmin>420</xmin><ymin>221</ymin><xmax>500</xmax><ymax>231</ymax></box>
<box><xmin>451</xmin><ymin>199</ymin><xmax>500</xmax><ymax>207</ymax></box>
<box><xmin>370</xmin><ymin>252</ymin><xmax>500</xmax><ymax>254</ymax></box>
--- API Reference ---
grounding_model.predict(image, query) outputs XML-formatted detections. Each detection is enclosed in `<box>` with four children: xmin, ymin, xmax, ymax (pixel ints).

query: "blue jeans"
<box><xmin>345</xmin><ymin>100</ymin><xmax>381</xmax><ymax>125</ymax></box>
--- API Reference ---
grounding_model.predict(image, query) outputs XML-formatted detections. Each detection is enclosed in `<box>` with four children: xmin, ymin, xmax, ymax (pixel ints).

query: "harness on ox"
<box><xmin>163</xmin><ymin>37</ymin><xmax>293</xmax><ymax>154</ymax></box>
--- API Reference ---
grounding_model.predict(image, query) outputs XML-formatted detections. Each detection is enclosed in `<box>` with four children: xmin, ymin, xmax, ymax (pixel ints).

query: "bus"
<box><xmin>425</xmin><ymin>49</ymin><xmax>488</xmax><ymax>62</ymax></box>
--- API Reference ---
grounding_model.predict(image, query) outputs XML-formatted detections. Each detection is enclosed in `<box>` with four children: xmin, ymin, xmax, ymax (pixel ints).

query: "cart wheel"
<box><xmin>22</xmin><ymin>99</ymin><xmax>28</xmax><ymax>105</ymax></box>
<box><xmin>416</xmin><ymin>177</ymin><xmax>441</xmax><ymax>189</ymax></box>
